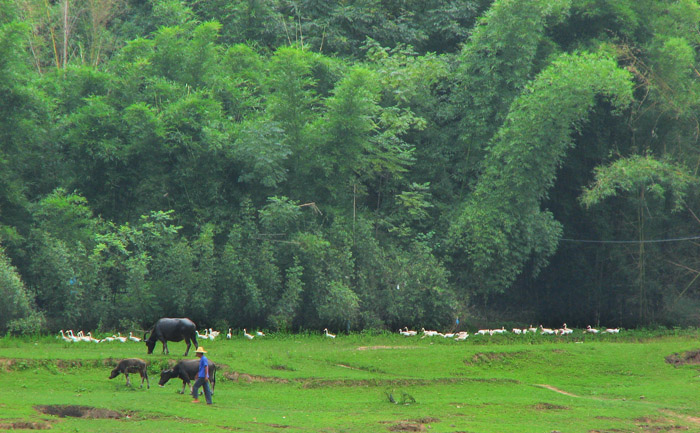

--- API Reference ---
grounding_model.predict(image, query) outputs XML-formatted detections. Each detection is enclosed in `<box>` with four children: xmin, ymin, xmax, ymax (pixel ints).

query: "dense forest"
<box><xmin>2</xmin><ymin>0</ymin><xmax>700</xmax><ymax>334</ymax></box>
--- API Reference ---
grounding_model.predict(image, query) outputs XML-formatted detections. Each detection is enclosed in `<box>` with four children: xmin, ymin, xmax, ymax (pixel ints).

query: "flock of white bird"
<box><xmin>59</xmin><ymin>324</ymin><xmax>620</xmax><ymax>343</ymax></box>
<box><xmin>59</xmin><ymin>330</ymin><xmax>141</xmax><ymax>343</ymax></box>
<box><xmin>398</xmin><ymin>324</ymin><xmax>620</xmax><ymax>340</ymax></box>
<box><xmin>57</xmin><ymin>328</ymin><xmax>271</xmax><ymax>343</ymax></box>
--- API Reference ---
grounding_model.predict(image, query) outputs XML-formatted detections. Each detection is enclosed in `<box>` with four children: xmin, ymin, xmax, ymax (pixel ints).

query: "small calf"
<box><xmin>109</xmin><ymin>358</ymin><xmax>150</xmax><ymax>389</ymax></box>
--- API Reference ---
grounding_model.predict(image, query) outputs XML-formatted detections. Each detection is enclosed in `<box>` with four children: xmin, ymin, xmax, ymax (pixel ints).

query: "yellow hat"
<box><xmin>195</xmin><ymin>346</ymin><xmax>207</xmax><ymax>354</ymax></box>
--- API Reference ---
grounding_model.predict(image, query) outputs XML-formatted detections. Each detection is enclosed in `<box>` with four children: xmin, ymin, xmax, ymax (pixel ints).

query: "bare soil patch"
<box><xmin>388</xmin><ymin>422</ymin><xmax>426</xmax><ymax>432</ymax></box>
<box><xmin>464</xmin><ymin>352</ymin><xmax>522</xmax><ymax>366</ymax></box>
<box><xmin>383</xmin><ymin>417</ymin><xmax>440</xmax><ymax>431</ymax></box>
<box><xmin>665</xmin><ymin>350</ymin><xmax>700</xmax><ymax>366</ymax></box>
<box><xmin>34</xmin><ymin>405</ymin><xmax>124</xmax><ymax>419</ymax></box>
<box><xmin>223</xmin><ymin>371</ymin><xmax>290</xmax><ymax>384</ymax></box>
<box><xmin>533</xmin><ymin>402</ymin><xmax>568</xmax><ymax>411</ymax></box>
<box><xmin>535</xmin><ymin>384</ymin><xmax>580</xmax><ymax>397</ymax></box>
<box><xmin>269</xmin><ymin>364</ymin><xmax>296</xmax><ymax>371</ymax></box>
<box><xmin>0</xmin><ymin>420</ymin><xmax>52</xmax><ymax>430</ymax></box>
<box><xmin>357</xmin><ymin>346</ymin><xmax>421</xmax><ymax>351</ymax></box>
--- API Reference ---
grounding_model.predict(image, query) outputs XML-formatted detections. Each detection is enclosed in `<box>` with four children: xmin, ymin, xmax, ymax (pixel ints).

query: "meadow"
<box><xmin>1</xmin><ymin>329</ymin><xmax>700</xmax><ymax>433</ymax></box>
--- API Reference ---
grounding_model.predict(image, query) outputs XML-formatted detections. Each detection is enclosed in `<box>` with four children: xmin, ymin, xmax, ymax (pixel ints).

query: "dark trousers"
<box><xmin>192</xmin><ymin>377</ymin><xmax>212</xmax><ymax>404</ymax></box>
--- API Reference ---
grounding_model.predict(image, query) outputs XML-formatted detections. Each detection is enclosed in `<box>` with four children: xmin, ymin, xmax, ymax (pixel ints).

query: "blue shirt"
<box><xmin>198</xmin><ymin>355</ymin><xmax>209</xmax><ymax>379</ymax></box>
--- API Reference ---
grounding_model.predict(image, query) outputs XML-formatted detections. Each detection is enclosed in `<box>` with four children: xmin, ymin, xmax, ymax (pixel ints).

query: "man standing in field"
<box><xmin>192</xmin><ymin>346</ymin><xmax>213</xmax><ymax>404</ymax></box>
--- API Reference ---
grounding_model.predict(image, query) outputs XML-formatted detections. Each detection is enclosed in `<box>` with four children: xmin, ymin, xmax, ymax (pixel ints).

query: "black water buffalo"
<box><xmin>158</xmin><ymin>359</ymin><xmax>216</xmax><ymax>394</ymax></box>
<box><xmin>144</xmin><ymin>318</ymin><xmax>198</xmax><ymax>356</ymax></box>
<box><xmin>109</xmin><ymin>358</ymin><xmax>150</xmax><ymax>389</ymax></box>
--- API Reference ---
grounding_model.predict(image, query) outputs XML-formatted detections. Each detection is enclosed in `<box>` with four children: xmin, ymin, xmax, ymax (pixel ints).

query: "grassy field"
<box><xmin>1</xmin><ymin>329</ymin><xmax>700</xmax><ymax>432</ymax></box>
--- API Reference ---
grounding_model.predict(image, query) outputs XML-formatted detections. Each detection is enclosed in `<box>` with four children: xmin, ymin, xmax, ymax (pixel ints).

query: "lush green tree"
<box><xmin>579</xmin><ymin>155</ymin><xmax>698</xmax><ymax>323</ymax></box>
<box><xmin>0</xmin><ymin>245</ymin><xmax>44</xmax><ymax>334</ymax></box>
<box><xmin>449</xmin><ymin>52</ymin><xmax>633</xmax><ymax>296</ymax></box>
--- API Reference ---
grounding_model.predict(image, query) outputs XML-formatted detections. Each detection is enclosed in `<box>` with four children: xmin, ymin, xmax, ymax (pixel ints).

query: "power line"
<box><xmin>560</xmin><ymin>235</ymin><xmax>700</xmax><ymax>244</ymax></box>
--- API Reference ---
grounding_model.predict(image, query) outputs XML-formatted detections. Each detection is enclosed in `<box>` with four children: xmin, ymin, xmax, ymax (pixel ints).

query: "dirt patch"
<box><xmin>223</xmin><ymin>371</ymin><xmax>290</xmax><ymax>384</ymax></box>
<box><xmin>535</xmin><ymin>384</ymin><xmax>580</xmax><ymax>397</ymax></box>
<box><xmin>464</xmin><ymin>352</ymin><xmax>521</xmax><ymax>365</ymax></box>
<box><xmin>269</xmin><ymin>365</ymin><xmax>296</xmax><ymax>371</ymax></box>
<box><xmin>659</xmin><ymin>410</ymin><xmax>700</xmax><ymax>426</ymax></box>
<box><xmin>383</xmin><ymin>418</ymin><xmax>439</xmax><ymax>432</ymax></box>
<box><xmin>0</xmin><ymin>357</ymin><xmax>128</xmax><ymax>372</ymax></box>
<box><xmin>0</xmin><ymin>420</ymin><xmax>52</xmax><ymax>430</ymax></box>
<box><xmin>301</xmin><ymin>377</ymin><xmax>517</xmax><ymax>389</ymax></box>
<box><xmin>533</xmin><ymin>403</ymin><xmax>568</xmax><ymax>410</ymax></box>
<box><xmin>388</xmin><ymin>422</ymin><xmax>426</xmax><ymax>432</ymax></box>
<box><xmin>665</xmin><ymin>350</ymin><xmax>700</xmax><ymax>366</ymax></box>
<box><xmin>35</xmin><ymin>405</ymin><xmax>124</xmax><ymax>419</ymax></box>
<box><xmin>357</xmin><ymin>346</ymin><xmax>421</xmax><ymax>351</ymax></box>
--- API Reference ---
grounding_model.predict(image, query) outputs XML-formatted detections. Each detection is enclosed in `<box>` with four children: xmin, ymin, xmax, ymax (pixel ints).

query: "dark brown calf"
<box><xmin>109</xmin><ymin>358</ymin><xmax>150</xmax><ymax>389</ymax></box>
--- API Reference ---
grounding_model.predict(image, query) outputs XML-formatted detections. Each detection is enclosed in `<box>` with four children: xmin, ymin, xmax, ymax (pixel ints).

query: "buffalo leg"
<box><xmin>141</xmin><ymin>371</ymin><xmax>150</xmax><ymax>389</ymax></box>
<box><xmin>125</xmin><ymin>373</ymin><xmax>130</xmax><ymax>386</ymax></box>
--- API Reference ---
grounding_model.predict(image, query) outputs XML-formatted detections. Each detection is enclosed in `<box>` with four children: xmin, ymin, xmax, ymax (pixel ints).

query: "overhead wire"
<box><xmin>560</xmin><ymin>235</ymin><xmax>700</xmax><ymax>244</ymax></box>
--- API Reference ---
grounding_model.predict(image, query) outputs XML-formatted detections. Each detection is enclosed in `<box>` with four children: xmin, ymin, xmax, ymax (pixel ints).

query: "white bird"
<box><xmin>399</xmin><ymin>328</ymin><xmax>412</xmax><ymax>336</ymax></box>
<box><xmin>454</xmin><ymin>332</ymin><xmax>469</xmax><ymax>341</ymax></box>
<box><xmin>256</xmin><ymin>330</ymin><xmax>265</xmax><ymax>337</ymax></box>
<box><xmin>243</xmin><ymin>329</ymin><xmax>255</xmax><ymax>340</ymax></box>
<box><xmin>558</xmin><ymin>324</ymin><xmax>573</xmax><ymax>335</ymax></box>
<box><xmin>539</xmin><ymin>325</ymin><xmax>555</xmax><ymax>335</ymax></box>
<box><xmin>442</xmin><ymin>333</ymin><xmax>455</xmax><ymax>338</ymax></box>
<box><xmin>59</xmin><ymin>330</ymin><xmax>73</xmax><ymax>342</ymax></box>
<box><xmin>196</xmin><ymin>329</ymin><xmax>211</xmax><ymax>340</ymax></box>
<box><xmin>403</xmin><ymin>327</ymin><xmax>417</xmax><ymax>336</ymax></box>
<box><xmin>323</xmin><ymin>328</ymin><xmax>336</xmax><ymax>338</ymax></box>
<box><xmin>490</xmin><ymin>327</ymin><xmax>506</xmax><ymax>335</ymax></box>
<box><xmin>585</xmin><ymin>325</ymin><xmax>599</xmax><ymax>334</ymax></box>
<box><xmin>102</xmin><ymin>335</ymin><xmax>115</xmax><ymax>342</ymax></box>
<box><xmin>115</xmin><ymin>333</ymin><xmax>127</xmax><ymax>343</ymax></box>
<box><xmin>66</xmin><ymin>330</ymin><xmax>80</xmax><ymax>342</ymax></box>
<box><xmin>476</xmin><ymin>329</ymin><xmax>490</xmax><ymax>335</ymax></box>
<box><xmin>86</xmin><ymin>332</ymin><xmax>100</xmax><ymax>343</ymax></box>
<box><xmin>603</xmin><ymin>327</ymin><xmax>620</xmax><ymax>333</ymax></box>
<box><xmin>512</xmin><ymin>328</ymin><xmax>522</xmax><ymax>334</ymax></box>
<box><xmin>421</xmin><ymin>328</ymin><xmax>439</xmax><ymax>337</ymax></box>
<box><xmin>528</xmin><ymin>324</ymin><xmax>538</xmax><ymax>333</ymax></box>
<box><xmin>128</xmin><ymin>332</ymin><xmax>141</xmax><ymax>342</ymax></box>
<box><xmin>226</xmin><ymin>328</ymin><xmax>232</xmax><ymax>339</ymax></box>
<box><xmin>208</xmin><ymin>328</ymin><xmax>220</xmax><ymax>339</ymax></box>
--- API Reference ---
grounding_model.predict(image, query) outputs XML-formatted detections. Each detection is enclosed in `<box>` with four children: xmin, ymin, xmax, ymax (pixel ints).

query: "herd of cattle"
<box><xmin>108</xmin><ymin>357</ymin><xmax>216</xmax><ymax>393</ymax></box>
<box><xmin>61</xmin><ymin>317</ymin><xmax>216</xmax><ymax>393</ymax></box>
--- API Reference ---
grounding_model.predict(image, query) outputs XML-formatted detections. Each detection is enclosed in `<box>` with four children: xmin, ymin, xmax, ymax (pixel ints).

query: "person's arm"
<box><xmin>204</xmin><ymin>365</ymin><xmax>209</xmax><ymax>381</ymax></box>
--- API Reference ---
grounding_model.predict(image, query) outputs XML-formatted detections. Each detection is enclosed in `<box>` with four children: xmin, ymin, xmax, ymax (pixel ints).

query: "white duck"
<box><xmin>243</xmin><ymin>329</ymin><xmax>255</xmax><ymax>340</ymax></box>
<box><xmin>584</xmin><ymin>325</ymin><xmax>599</xmax><ymax>334</ymax></box>
<box><xmin>323</xmin><ymin>328</ymin><xmax>336</xmax><ymax>338</ymax></box>
<box><xmin>539</xmin><ymin>325</ymin><xmax>555</xmax><ymax>335</ymax></box>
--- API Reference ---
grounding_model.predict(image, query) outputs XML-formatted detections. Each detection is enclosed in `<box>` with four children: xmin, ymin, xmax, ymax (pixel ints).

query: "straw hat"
<box><xmin>195</xmin><ymin>346</ymin><xmax>207</xmax><ymax>354</ymax></box>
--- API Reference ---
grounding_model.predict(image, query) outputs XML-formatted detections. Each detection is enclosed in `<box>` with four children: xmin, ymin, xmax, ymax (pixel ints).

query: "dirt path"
<box><xmin>534</xmin><ymin>384</ymin><xmax>580</xmax><ymax>398</ymax></box>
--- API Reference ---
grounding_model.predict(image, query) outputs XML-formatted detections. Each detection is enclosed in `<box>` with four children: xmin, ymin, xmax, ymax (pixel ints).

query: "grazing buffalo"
<box><xmin>109</xmin><ymin>358</ymin><xmax>150</xmax><ymax>389</ymax></box>
<box><xmin>159</xmin><ymin>359</ymin><xmax>216</xmax><ymax>394</ymax></box>
<box><xmin>144</xmin><ymin>318</ymin><xmax>198</xmax><ymax>356</ymax></box>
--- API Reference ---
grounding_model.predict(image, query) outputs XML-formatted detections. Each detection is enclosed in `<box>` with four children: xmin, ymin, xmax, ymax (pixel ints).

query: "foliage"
<box><xmin>0</xmin><ymin>246</ymin><xmax>44</xmax><ymax>334</ymax></box>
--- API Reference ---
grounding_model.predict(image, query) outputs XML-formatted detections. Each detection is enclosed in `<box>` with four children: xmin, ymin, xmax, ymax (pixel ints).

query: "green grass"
<box><xmin>1</xmin><ymin>330</ymin><xmax>700</xmax><ymax>432</ymax></box>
